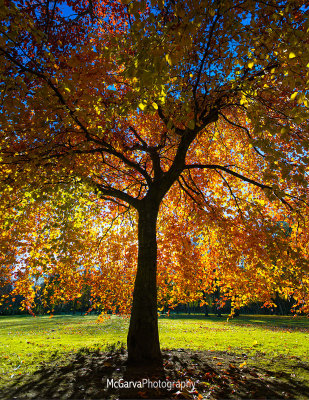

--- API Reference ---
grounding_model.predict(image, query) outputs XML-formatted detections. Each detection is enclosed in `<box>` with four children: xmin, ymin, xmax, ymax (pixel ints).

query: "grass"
<box><xmin>159</xmin><ymin>314</ymin><xmax>309</xmax><ymax>358</ymax></box>
<box><xmin>0</xmin><ymin>314</ymin><xmax>128</xmax><ymax>383</ymax></box>
<box><xmin>0</xmin><ymin>313</ymin><xmax>308</xmax><ymax>392</ymax></box>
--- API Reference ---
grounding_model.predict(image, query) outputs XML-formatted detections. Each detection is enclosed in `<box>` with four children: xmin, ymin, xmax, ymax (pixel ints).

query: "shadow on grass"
<box><xmin>160</xmin><ymin>314</ymin><xmax>309</xmax><ymax>330</ymax></box>
<box><xmin>1</xmin><ymin>347</ymin><xmax>309</xmax><ymax>399</ymax></box>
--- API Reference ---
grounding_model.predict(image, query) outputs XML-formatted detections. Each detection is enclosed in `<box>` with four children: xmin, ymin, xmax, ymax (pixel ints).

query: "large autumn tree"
<box><xmin>1</xmin><ymin>0</ymin><xmax>309</xmax><ymax>369</ymax></box>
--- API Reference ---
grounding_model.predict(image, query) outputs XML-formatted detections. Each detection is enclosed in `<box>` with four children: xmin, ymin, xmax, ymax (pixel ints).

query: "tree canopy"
<box><xmin>1</xmin><ymin>0</ymin><xmax>309</xmax><ymax>366</ymax></box>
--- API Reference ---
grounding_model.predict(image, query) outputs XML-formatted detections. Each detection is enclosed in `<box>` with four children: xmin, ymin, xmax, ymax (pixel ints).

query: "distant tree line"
<box><xmin>0</xmin><ymin>280</ymin><xmax>95</xmax><ymax>316</ymax></box>
<box><xmin>0</xmin><ymin>281</ymin><xmax>297</xmax><ymax>317</ymax></box>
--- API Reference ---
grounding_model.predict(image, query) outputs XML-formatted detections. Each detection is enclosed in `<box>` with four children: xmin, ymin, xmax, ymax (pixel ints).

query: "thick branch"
<box><xmin>157</xmin><ymin>106</ymin><xmax>185</xmax><ymax>136</ymax></box>
<box><xmin>105</xmin><ymin>148</ymin><xmax>152</xmax><ymax>187</ymax></box>
<box><xmin>94</xmin><ymin>182</ymin><xmax>140</xmax><ymax>209</ymax></box>
<box><xmin>128</xmin><ymin>126</ymin><xmax>163</xmax><ymax>181</ymax></box>
<box><xmin>149</xmin><ymin>108</ymin><xmax>219</xmax><ymax>200</ymax></box>
<box><xmin>129</xmin><ymin>126</ymin><xmax>148</xmax><ymax>148</ymax></box>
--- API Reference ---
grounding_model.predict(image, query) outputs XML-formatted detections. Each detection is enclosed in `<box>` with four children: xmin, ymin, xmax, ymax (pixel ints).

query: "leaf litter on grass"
<box><xmin>1</xmin><ymin>347</ymin><xmax>308</xmax><ymax>399</ymax></box>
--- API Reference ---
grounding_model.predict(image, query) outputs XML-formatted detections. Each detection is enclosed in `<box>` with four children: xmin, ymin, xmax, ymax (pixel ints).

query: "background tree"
<box><xmin>0</xmin><ymin>0</ymin><xmax>308</xmax><ymax>369</ymax></box>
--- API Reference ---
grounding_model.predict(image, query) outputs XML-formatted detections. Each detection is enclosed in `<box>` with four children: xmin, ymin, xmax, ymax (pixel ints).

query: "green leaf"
<box><xmin>187</xmin><ymin>120</ymin><xmax>195</xmax><ymax>130</ymax></box>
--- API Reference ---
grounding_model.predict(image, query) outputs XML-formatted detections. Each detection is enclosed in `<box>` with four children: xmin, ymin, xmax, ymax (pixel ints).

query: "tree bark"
<box><xmin>127</xmin><ymin>200</ymin><xmax>162</xmax><ymax>368</ymax></box>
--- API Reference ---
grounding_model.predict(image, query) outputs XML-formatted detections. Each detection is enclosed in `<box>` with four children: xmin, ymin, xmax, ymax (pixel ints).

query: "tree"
<box><xmin>1</xmin><ymin>0</ymin><xmax>309</xmax><ymax>370</ymax></box>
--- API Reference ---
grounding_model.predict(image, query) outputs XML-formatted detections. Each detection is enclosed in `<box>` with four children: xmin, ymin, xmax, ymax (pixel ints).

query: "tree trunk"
<box><xmin>127</xmin><ymin>200</ymin><xmax>162</xmax><ymax>368</ymax></box>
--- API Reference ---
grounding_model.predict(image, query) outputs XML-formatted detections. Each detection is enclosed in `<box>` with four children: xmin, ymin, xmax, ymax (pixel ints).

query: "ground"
<box><xmin>0</xmin><ymin>314</ymin><xmax>308</xmax><ymax>399</ymax></box>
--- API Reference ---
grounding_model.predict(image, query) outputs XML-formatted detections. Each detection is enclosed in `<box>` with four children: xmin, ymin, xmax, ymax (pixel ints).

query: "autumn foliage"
<box><xmin>0</xmin><ymin>0</ymin><xmax>309</xmax><ymax>366</ymax></box>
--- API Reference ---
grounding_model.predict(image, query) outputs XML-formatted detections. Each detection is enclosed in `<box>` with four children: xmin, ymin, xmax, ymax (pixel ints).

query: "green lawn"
<box><xmin>0</xmin><ymin>313</ymin><xmax>308</xmax><ymax>389</ymax></box>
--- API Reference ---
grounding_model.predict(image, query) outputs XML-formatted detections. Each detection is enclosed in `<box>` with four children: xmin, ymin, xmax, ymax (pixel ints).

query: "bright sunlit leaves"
<box><xmin>0</xmin><ymin>0</ymin><xmax>308</xmax><ymax>316</ymax></box>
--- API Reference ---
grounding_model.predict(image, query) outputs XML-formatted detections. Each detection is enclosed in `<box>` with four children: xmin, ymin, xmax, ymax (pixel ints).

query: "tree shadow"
<box><xmin>160</xmin><ymin>314</ymin><xmax>309</xmax><ymax>331</ymax></box>
<box><xmin>1</xmin><ymin>348</ymin><xmax>308</xmax><ymax>399</ymax></box>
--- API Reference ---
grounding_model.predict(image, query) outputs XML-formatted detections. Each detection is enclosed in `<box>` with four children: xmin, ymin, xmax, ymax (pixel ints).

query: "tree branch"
<box><xmin>184</xmin><ymin>163</ymin><xmax>293</xmax><ymax>209</ymax></box>
<box><xmin>219</xmin><ymin>111</ymin><xmax>266</xmax><ymax>158</ymax></box>
<box><xmin>93</xmin><ymin>182</ymin><xmax>140</xmax><ymax>209</ymax></box>
<box><xmin>184</xmin><ymin>163</ymin><xmax>272</xmax><ymax>189</ymax></box>
<box><xmin>157</xmin><ymin>106</ymin><xmax>185</xmax><ymax>136</ymax></box>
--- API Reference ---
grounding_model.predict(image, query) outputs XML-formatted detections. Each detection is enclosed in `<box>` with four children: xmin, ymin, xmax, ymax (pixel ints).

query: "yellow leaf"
<box><xmin>165</xmin><ymin>54</ymin><xmax>172</xmax><ymax>66</ymax></box>
<box><xmin>248</xmin><ymin>61</ymin><xmax>254</xmax><ymax>69</ymax></box>
<box><xmin>290</xmin><ymin>92</ymin><xmax>298</xmax><ymax>100</ymax></box>
<box><xmin>239</xmin><ymin>361</ymin><xmax>247</xmax><ymax>368</ymax></box>
<box><xmin>152</xmin><ymin>102</ymin><xmax>158</xmax><ymax>110</ymax></box>
<box><xmin>139</xmin><ymin>103</ymin><xmax>146</xmax><ymax>110</ymax></box>
<box><xmin>289</xmin><ymin>52</ymin><xmax>296</xmax><ymax>59</ymax></box>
